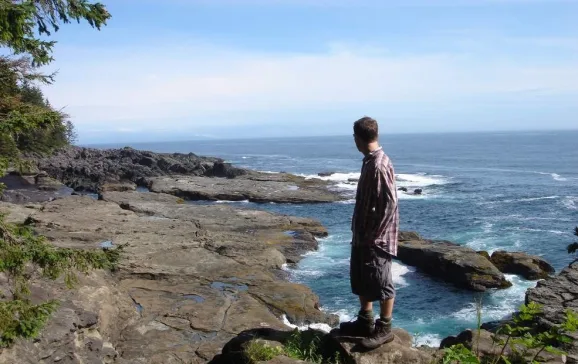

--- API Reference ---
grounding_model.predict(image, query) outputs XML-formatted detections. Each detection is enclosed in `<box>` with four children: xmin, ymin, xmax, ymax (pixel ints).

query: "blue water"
<box><xmin>98</xmin><ymin>131</ymin><xmax>578</xmax><ymax>346</ymax></box>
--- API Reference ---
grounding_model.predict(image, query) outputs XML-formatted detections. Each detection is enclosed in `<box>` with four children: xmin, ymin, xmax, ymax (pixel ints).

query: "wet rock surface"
<box><xmin>0</xmin><ymin>193</ymin><xmax>337</xmax><ymax>363</ymax></box>
<box><xmin>396</xmin><ymin>239</ymin><xmax>512</xmax><ymax>291</ymax></box>
<box><xmin>490</xmin><ymin>250</ymin><xmax>555</xmax><ymax>280</ymax></box>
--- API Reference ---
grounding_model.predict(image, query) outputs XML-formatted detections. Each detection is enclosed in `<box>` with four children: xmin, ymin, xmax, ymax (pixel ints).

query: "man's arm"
<box><xmin>365</xmin><ymin>166</ymin><xmax>397</xmax><ymax>243</ymax></box>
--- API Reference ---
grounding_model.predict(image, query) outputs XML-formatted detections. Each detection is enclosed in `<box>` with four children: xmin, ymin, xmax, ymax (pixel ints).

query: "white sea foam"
<box><xmin>451</xmin><ymin>275</ymin><xmax>535</xmax><ymax>323</ymax></box>
<box><xmin>281</xmin><ymin>315</ymin><xmax>332</xmax><ymax>333</ymax></box>
<box><xmin>215</xmin><ymin>200</ymin><xmax>250</xmax><ymax>204</ymax></box>
<box><xmin>562</xmin><ymin>196</ymin><xmax>577</xmax><ymax>210</ymax></box>
<box><xmin>337</xmin><ymin>199</ymin><xmax>356</xmax><ymax>204</ymax></box>
<box><xmin>396</xmin><ymin>173</ymin><xmax>448</xmax><ymax>188</ymax></box>
<box><xmin>393</xmin><ymin>262</ymin><xmax>414</xmax><ymax>288</ymax></box>
<box><xmin>479</xmin><ymin>195</ymin><xmax>560</xmax><ymax>206</ymax></box>
<box><xmin>505</xmin><ymin>227</ymin><xmax>568</xmax><ymax>235</ymax></box>
<box><xmin>537</xmin><ymin>172</ymin><xmax>568</xmax><ymax>181</ymax></box>
<box><xmin>414</xmin><ymin>333</ymin><xmax>442</xmax><ymax>348</ymax></box>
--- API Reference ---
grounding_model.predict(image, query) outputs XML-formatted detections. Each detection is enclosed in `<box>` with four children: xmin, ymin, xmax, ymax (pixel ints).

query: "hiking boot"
<box><xmin>338</xmin><ymin>310</ymin><xmax>374</xmax><ymax>338</ymax></box>
<box><xmin>360</xmin><ymin>318</ymin><xmax>394</xmax><ymax>349</ymax></box>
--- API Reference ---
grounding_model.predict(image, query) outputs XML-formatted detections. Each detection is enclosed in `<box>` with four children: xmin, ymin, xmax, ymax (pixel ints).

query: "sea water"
<box><xmin>99</xmin><ymin>131</ymin><xmax>578</xmax><ymax>346</ymax></box>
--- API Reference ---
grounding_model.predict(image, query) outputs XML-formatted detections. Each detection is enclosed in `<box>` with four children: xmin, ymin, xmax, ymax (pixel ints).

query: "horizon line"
<box><xmin>82</xmin><ymin>127</ymin><xmax>578</xmax><ymax>147</ymax></box>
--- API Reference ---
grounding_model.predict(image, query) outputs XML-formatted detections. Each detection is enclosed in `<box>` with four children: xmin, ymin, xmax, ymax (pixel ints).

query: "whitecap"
<box><xmin>396</xmin><ymin>173</ymin><xmax>448</xmax><ymax>188</ymax></box>
<box><xmin>562</xmin><ymin>196</ymin><xmax>577</xmax><ymax>210</ymax></box>
<box><xmin>215</xmin><ymin>200</ymin><xmax>250</xmax><ymax>204</ymax></box>
<box><xmin>504</xmin><ymin>227</ymin><xmax>568</xmax><ymax>235</ymax></box>
<box><xmin>479</xmin><ymin>196</ymin><xmax>559</xmax><ymax>205</ymax></box>
<box><xmin>537</xmin><ymin>172</ymin><xmax>568</xmax><ymax>181</ymax></box>
<box><xmin>303</xmin><ymin>172</ymin><xmax>360</xmax><ymax>182</ymax></box>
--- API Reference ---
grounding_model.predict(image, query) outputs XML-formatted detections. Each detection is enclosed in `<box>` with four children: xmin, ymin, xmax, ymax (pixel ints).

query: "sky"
<box><xmin>33</xmin><ymin>0</ymin><xmax>578</xmax><ymax>143</ymax></box>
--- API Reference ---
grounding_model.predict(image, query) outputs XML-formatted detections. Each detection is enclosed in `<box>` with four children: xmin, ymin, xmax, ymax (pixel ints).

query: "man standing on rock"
<box><xmin>339</xmin><ymin>116</ymin><xmax>399</xmax><ymax>349</ymax></box>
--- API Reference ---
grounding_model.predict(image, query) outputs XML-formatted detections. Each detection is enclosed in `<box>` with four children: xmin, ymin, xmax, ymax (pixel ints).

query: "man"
<box><xmin>339</xmin><ymin>116</ymin><xmax>399</xmax><ymax>349</ymax></box>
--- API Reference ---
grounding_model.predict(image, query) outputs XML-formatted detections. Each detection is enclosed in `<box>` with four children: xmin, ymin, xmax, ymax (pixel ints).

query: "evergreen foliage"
<box><xmin>0</xmin><ymin>215</ymin><xmax>123</xmax><ymax>347</ymax></box>
<box><xmin>0</xmin><ymin>0</ymin><xmax>110</xmax><ymax>66</ymax></box>
<box><xmin>0</xmin><ymin>0</ymin><xmax>113</xmax><ymax>348</ymax></box>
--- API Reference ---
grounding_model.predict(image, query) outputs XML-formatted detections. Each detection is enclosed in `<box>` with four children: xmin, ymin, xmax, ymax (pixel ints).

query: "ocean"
<box><xmin>97</xmin><ymin>130</ymin><xmax>578</xmax><ymax>346</ymax></box>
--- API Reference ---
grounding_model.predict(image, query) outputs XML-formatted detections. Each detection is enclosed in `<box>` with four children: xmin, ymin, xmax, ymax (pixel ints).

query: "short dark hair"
<box><xmin>353</xmin><ymin>116</ymin><xmax>379</xmax><ymax>143</ymax></box>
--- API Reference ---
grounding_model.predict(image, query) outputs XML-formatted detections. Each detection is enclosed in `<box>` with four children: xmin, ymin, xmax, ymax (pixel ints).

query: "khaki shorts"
<box><xmin>350</xmin><ymin>245</ymin><xmax>395</xmax><ymax>301</ymax></box>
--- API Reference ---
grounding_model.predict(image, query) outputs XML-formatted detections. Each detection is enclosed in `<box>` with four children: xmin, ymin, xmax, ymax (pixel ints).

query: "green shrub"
<box><xmin>245</xmin><ymin>340</ymin><xmax>284</xmax><ymax>363</ymax></box>
<box><xmin>441</xmin><ymin>302</ymin><xmax>578</xmax><ymax>364</ymax></box>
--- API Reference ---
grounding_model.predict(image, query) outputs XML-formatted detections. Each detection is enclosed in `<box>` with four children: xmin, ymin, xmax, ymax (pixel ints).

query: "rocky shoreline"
<box><xmin>0</xmin><ymin>146</ymin><xmax>576</xmax><ymax>363</ymax></box>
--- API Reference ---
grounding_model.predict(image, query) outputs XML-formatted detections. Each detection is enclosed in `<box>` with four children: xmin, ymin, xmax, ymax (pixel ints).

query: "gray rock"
<box><xmin>330</xmin><ymin>328</ymin><xmax>437</xmax><ymax>364</ymax></box>
<box><xmin>414</xmin><ymin>188</ymin><xmax>423</xmax><ymax>195</ymax></box>
<box><xmin>0</xmin><ymin>173</ymin><xmax>72</xmax><ymax>204</ymax></box>
<box><xmin>397</xmin><ymin>239</ymin><xmax>512</xmax><ymax>291</ymax></box>
<box><xmin>0</xmin><ymin>192</ymin><xmax>337</xmax><ymax>363</ymax></box>
<box><xmin>491</xmin><ymin>250</ymin><xmax>555</xmax><ymax>280</ymax></box>
<box><xmin>318</xmin><ymin>172</ymin><xmax>336</xmax><ymax>177</ymax></box>
<box><xmin>30</xmin><ymin>146</ymin><xmax>224</xmax><ymax>192</ymax></box>
<box><xmin>146</xmin><ymin>175</ymin><xmax>342</xmax><ymax>204</ymax></box>
<box><xmin>526</xmin><ymin>262</ymin><xmax>578</xmax><ymax>363</ymax></box>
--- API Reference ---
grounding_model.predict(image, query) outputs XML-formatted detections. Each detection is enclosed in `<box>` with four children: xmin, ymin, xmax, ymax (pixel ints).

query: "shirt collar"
<box><xmin>363</xmin><ymin>147</ymin><xmax>383</xmax><ymax>162</ymax></box>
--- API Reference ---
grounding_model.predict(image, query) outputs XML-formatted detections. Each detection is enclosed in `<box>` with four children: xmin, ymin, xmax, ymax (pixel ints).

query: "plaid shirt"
<box><xmin>351</xmin><ymin>147</ymin><xmax>399</xmax><ymax>256</ymax></box>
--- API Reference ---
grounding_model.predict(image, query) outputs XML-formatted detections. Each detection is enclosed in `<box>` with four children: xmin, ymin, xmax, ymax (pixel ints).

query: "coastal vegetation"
<box><xmin>0</xmin><ymin>0</ymin><xmax>120</xmax><ymax>348</ymax></box>
<box><xmin>442</xmin><ymin>302</ymin><xmax>578</xmax><ymax>364</ymax></box>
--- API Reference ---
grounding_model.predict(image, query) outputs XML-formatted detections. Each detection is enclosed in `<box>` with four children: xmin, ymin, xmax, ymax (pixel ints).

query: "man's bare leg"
<box><xmin>360</xmin><ymin>296</ymin><xmax>373</xmax><ymax>313</ymax></box>
<box><xmin>380</xmin><ymin>298</ymin><xmax>394</xmax><ymax>319</ymax></box>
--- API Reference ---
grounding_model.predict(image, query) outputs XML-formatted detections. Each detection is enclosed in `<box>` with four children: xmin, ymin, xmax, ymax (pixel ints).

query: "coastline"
<box><xmin>0</xmin><ymin>146</ymin><xmax>575</xmax><ymax>363</ymax></box>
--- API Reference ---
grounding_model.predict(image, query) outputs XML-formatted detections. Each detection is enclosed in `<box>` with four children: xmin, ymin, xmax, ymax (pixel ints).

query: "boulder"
<box><xmin>477</xmin><ymin>251</ymin><xmax>491</xmax><ymax>261</ymax></box>
<box><xmin>147</xmin><ymin>175</ymin><xmax>342</xmax><ymax>204</ymax></box>
<box><xmin>399</xmin><ymin>231</ymin><xmax>421</xmax><ymax>242</ymax></box>
<box><xmin>210</xmin><ymin>161</ymin><xmax>248</xmax><ymax>179</ymax></box>
<box><xmin>397</xmin><ymin>240</ymin><xmax>512</xmax><ymax>291</ymax></box>
<box><xmin>414</xmin><ymin>188</ymin><xmax>423</xmax><ymax>195</ymax></box>
<box><xmin>99</xmin><ymin>180</ymin><xmax>137</xmax><ymax>193</ymax></box>
<box><xmin>526</xmin><ymin>262</ymin><xmax>578</xmax><ymax>363</ymax></box>
<box><xmin>398</xmin><ymin>187</ymin><xmax>408</xmax><ymax>192</ymax></box>
<box><xmin>329</xmin><ymin>328</ymin><xmax>437</xmax><ymax>364</ymax></box>
<box><xmin>490</xmin><ymin>251</ymin><xmax>555</xmax><ymax>280</ymax></box>
<box><xmin>318</xmin><ymin>172</ymin><xmax>336</xmax><ymax>177</ymax></box>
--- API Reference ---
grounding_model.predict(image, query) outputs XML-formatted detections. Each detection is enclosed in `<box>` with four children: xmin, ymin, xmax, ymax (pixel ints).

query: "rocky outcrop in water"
<box><xmin>396</xmin><ymin>239</ymin><xmax>512</xmax><ymax>291</ymax></box>
<box><xmin>146</xmin><ymin>174</ymin><xmax>341</xmax><ymax>204</ymax></box>
<box><xmin>29</xmin><ymin>147</ymin><xmax>343</xmax><ymax>204</ymax></box>
<box><xmin>30</xmin><ymin>146</ymin><xmax>241</xmax><ymax>192</ymax></box>
<box><xmin>490</xmin><ymin>250</ymin><xmax>555</xmax><ymax>280</ymax></box>
<box><xmin>0</xmin><ymin>193</ymin><xmax>337</xmax><ymax>363</ymax></box>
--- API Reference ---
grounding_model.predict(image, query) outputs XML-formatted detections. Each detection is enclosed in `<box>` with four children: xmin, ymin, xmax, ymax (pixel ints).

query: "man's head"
<box><xmin>353</xmin><ymin>116</ymin><xmax>379</xmax><ymax>154</ymax></box>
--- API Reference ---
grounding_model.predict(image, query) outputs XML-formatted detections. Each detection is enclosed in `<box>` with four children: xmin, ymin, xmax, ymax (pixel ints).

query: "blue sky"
<box><xmin>36</xmin><ymin>0</ymin><xmax>578</xmax><ymax>143</ymax></box>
